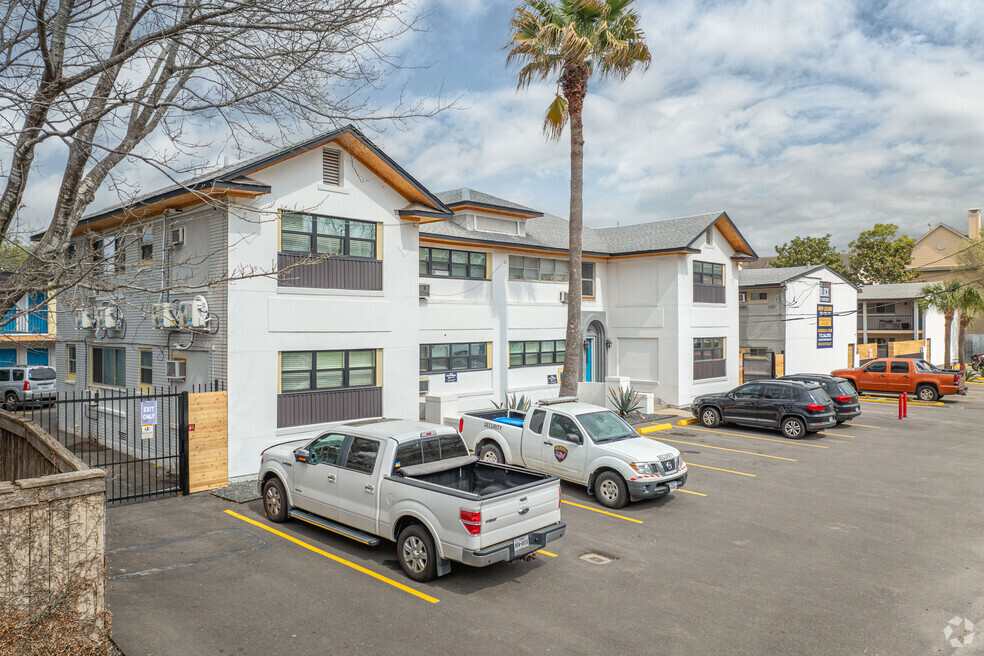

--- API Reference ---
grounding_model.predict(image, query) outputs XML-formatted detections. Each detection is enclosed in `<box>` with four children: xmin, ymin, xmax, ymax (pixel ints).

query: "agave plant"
<box><xmin>609</xmin><ymin>386</ymin><xmax>643</xmax><ymax>418</ymax></box>
<box><xmin>492</xmin><ymin>393</ymin><xmax>531</xmax><ymax>412</ymax></box>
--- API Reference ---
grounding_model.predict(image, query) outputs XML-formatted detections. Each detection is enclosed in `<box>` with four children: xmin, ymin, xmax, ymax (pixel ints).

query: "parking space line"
<box><xmin>537</xmin><ymin>549</ymin><xmax>558</xmax><ymax>557</ymax></box>
<box><xmin>561</xmin><ymin>500</ymin><xmax>644</xmax><ymax>524</ymax></box>
<box><xmin>653</xmin><ymin>437</ymin><xmax>797</xmax><ymax>461</ymax></box>
<box><xmin>861</xmin><ymin>397</ymin><xmax>944</xmax><ymax>407</ymax></box>
<box><xmin>224</xmin><ymin>510</ymin><xmax>440</xmax><ymax>604</ymax></box>
<box><xmin>676</xmin><ymin>488</ymin><xmax>707</xmax><ymax>497</ymax></box>
<box><xmin>686</xmin><ymin>462</ymin><xmax>757</xmax><ymax>477</ymax></box>
<box><xmin>684</xmin><ymin>426</ymin><xmax>829</xmax><ymax>449</ymax></box>
<box><xmin>817</xmin><ymin>432</ymin><xmax>855</xmax><ymax>438</ymax></box>
<box><xmin>848</xmin><ymin>423</ymin><xmax>880</xmax><ymax>428</ymax></box>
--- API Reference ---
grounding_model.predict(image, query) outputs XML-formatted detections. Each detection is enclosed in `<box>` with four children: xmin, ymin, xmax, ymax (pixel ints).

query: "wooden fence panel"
<box><xmin>775</xmin><ymin>354</ymin><xmax>785</xmax><ymax>377</ymax></box>
<box><xmin>188</xmin><ymin>391</ymin><xmax>228</xmax><ymax>493</ymax></box>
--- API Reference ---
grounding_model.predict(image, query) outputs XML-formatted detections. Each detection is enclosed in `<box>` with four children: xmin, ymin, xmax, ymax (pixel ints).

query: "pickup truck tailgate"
<box><xmin>478</xmin><ymin>482</ymin><xmax>561</xmax><ymax>550</ymax></box>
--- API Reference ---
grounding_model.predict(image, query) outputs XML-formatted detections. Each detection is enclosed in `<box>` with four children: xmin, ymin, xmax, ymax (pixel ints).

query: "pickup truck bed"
<box><xmin>396</xmin><ymin>457</ymin><xmax>546</xmax><ymax>496</ymax></box>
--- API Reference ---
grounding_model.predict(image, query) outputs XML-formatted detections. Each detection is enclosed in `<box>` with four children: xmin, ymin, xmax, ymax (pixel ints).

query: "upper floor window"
<box><xmin>140</xmin><ymin>228</ymin><xmax>154</xmax><ymax>262</ymax></box>
<box><xmin>872</xmin><ymin>303</ymin><xmax>896</xmax><ymax>314</ymax></box>
<box><xmin>509</xmin><ymin>255</ymin><xmax>568</xmax><ymax>283</ymax></box>
<box><xmin>419</xmin><ymin>248</ymin><xmax>486</xmax><ymax>279</ymax></box>
<box><xmin>280</xmin><ymin>212</ymin><xmax>376</xmax><ymax>259</ymax></box>
<box><xmin>280</xmin><ymin>349</ymin><xmax>376</xmax><ymax>393</ymax></box>
<box><xmin>693</xmin><ymin>261</ymin><xmax>725</xmax><ymax>304</ymax></box>
<box><xmin>92</xmin><ymin>347</ymin><xmax>126</xmax><ymax>387</ymax></box>
<box><xmin>582</xmin><ymin>262</ymin><xmax>595</xmax><ymax>297</ymax></box>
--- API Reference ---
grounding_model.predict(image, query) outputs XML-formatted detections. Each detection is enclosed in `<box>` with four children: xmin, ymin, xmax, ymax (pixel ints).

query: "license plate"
<box><xmin>668</xmin><ymin>481</ymin><xmax>678</xmax><ymax>492</ymax></box>
<box><xmin>513</xmin><ymin>535</ymin><xmax>530</xmax><ymax>551</ymax></box>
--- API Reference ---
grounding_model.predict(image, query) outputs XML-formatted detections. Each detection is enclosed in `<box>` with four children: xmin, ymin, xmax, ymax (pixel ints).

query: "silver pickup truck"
<box><xmin>258</xmin><ymin>418</ymin><xmax>566</xmax><ymax>582</ymax></box>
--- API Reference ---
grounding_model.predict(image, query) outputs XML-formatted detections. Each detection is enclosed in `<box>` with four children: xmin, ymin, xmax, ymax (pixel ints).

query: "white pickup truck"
<box><xmin>458</xmin><ymin>399</ymin><xmax>688</xmax><ymax>509</ymax></box>
<box><xmin>258</xmin><ymin>418</ymin><xmax>565</xmax><ymax>582</ymax></box>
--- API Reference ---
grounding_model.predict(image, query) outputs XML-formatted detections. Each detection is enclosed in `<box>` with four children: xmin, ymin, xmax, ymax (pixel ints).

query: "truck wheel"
<box><xmin>262</xmin><ymin>478</ymin><xmax>289</xmax><ymax>523</ymax></box>
<box><xmin>699</xmin><ymin>406</ymin><xmax>721</xmax><ymax>428</ymax></box>
<box><xmin>781</xmin><ymin>417</ymin><xmax>806</xmax><ymax>439</ymax></box>
<box><xmin>916</xmin><ymin>385</ymin><xmax>939</xmax><ymax>402</ymax></box>
<box><xmin>397</xmin><ymin>524</ymin><xmax>438</xmax><ymax>583</ymax></box>
<box><xmin>478</xmin><ymin>442</ymin><xmax>504</xmax><ymax>464</ymax></box>
<box><xmin>594</xmin><ymin>471</ymin><xmax>629</xmax><ymax>509</ymax></box>
<box><xmin>4</xmin><ymin>392</ymin><xmax>17</xmax><ymax>411</ymax></box>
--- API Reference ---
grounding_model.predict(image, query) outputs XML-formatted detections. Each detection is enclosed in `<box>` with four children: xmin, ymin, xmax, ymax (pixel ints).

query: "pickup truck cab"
<box><xmin>831</xmin><ymin>358</ymin><xmax>967</xmax><ymax>401</ymax></box>
<box><xmin>458</xmin><ymin>399</ymin><xmax>687</xmax><ymax>509</ymax></box>
<box><xmin>258</xmin><ymin>418</ymin><xmax>565</xmax><ymax>582</ymax></box>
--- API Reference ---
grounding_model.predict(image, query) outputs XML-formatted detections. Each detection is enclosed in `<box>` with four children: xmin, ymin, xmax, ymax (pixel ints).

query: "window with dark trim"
<box><xmin>582</xmin><ymin>262</ymin><xmax>595</xmax><ymax>296</ymax></box>
<box><xmin>92</xmin><ymin>347</ymin><xmax>126</xmax><ymax>387</ymax></box>
<box><xmin>280</xmin><ymin>212</ymin><xmax>376</xmax><ymax>259</ymax></box>
<box><xmin>280</xmin><ymin>350</ymin><xmax>376</xmax><ymax>393</ymax></box>
<box><xmin>419</xmin><ymin>248</ymin><xmax>486</xmax><ymax>279</ymax></box>
<box><xmin>693</xmin><ymin>337</ymin><xmax>726</xmax><ymax>380</ymax></box>
<box><xmin>67</xmin><ymin>344</ymin><xmax>77</xmax><ymax>380</ymax></box>
<box><xmin>509</xmin><ymin>340</ymin><xmax>565</xmax><ymax>367</ymax></box>
<box><xmin>693</xmin><ymin>261</ymin><xmax>725</xmax><ymax>303</ymax></box>
<box><xmin>420</xmin><ymin>342</ymin><xmax>487</xmax><ymax>373</ymax></box>
<box><xmin>139</xmin><ymin>349</ymin><xmax>153</xmax><ymax>386</ymax></box>
<box><xmin>140</xmin><ymin>228</ymin><xmax>153</xmax><ymax>262</ymax></box>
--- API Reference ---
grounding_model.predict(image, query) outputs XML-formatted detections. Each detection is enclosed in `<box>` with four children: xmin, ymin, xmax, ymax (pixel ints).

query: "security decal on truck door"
<box><xmin>554</xmin><ymin>445</ymin><xmax>568</xmax><ymax>462</ymax></box>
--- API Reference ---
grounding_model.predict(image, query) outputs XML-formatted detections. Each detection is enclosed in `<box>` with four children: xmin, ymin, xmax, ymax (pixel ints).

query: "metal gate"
<box><xmin>8</xmin><ymin>389</ymin><xmax>188</xmax><ymax>504</ymax></box>
<box><xmin>742</xmin><ymin>353</ymin><xmax>775</xmax><ymax>381</ymax></box>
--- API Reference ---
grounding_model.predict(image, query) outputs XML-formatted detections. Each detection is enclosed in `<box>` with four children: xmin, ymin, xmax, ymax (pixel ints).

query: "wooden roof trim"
<box><xmin>713</xmin><ymin>215</ymin><xmax>755</xmax><ymax>258</ymax></box>
<box><xmin>447</xmin><ymin>203</ymin><xmax>542</xmax><ymax>219</ymax></box>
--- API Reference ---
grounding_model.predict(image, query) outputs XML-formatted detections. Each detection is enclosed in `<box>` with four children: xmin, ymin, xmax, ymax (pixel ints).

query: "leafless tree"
<box><xmin>0</xmin><ymin>0</ymin><xmax>445</xmax><ymax>315</ymax></box>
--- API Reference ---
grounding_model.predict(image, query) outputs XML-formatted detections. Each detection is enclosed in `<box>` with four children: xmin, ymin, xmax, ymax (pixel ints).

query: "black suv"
<box><xmin>691</xmin><ymin>380</ymin><xmax>836</xmax><ymax>439</ymax></box>
<box><xmin>778</xmin><ymin>373</ymin><xmax>860</xmax><ymax>423</ymax></box>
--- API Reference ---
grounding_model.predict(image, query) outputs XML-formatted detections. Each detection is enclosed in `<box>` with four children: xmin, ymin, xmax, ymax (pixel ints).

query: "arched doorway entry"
<box><xmin>583</xmin><ymin>320</ymin><xmax>607</xmax><ymax>383</ymax></box>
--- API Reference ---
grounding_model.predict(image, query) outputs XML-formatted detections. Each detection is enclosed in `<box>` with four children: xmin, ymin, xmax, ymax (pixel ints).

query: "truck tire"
<box><xmin>699</xmin><ymin>406</ymin><xmax>722</xmax><ymax>428</ymax></box>
<box><xmin>397</xmin><ymin>524</ymin><xmax>438</xmax><ymax>583</ymax></box>
<box><xmin>781</xmin><ymin>416</ymin><xmax>806</xmax><ymax>439</ymax></box>
<box><xmin>478</xmin><ymin>442</ymin><xmax>504</xmax><ymax>464</ymax></box>
<box><xmin>916</xmin><ymin>385</ymin><xmax>939</xmax><ymax>402</ymax></box>
<box><xmin>594</xmin><ymin>471</ymin><xmax>629</xmax><ymax>509</ymax></box>
<box><xmin>262</xmin><ymin>477</ymin><xmax>289</xmax><ymax>523</ymax></box>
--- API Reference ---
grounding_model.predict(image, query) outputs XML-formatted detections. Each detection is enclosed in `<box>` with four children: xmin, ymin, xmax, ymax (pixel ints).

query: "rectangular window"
<box><xmin>280</xmin><ymin>350</ymin><xmax>377</xmax><ymax>393</ymax></box>
<box><xmin>139</xmin><ymin>349</ymin><xmax>153</xmax><ymax>387</ymax></box>
<box><xmin>750</xmin><ymin>291</ymin><xmax>768</xmax><ymax>301</ymax></box>
<box><xmin>582</xmin><ymin>262</ymin><xmax>595</xmax><ymax>297</ymax></box>
<box><xmin>693</xmin><ymin>261</ymin><xmax>725</xmax><ymax>303</ymax></box>
<box><xmin>873</xmin><ymin>303</ymin><xmax>896</xmax><ymax>314</ymax></box>
<box><xmin>140</xmin><ymin>228</ymin><xmax>153</xmax><ymax>262</ymax></box>
<box><xmin>508</xmin><ymin>255</ymin><xmax>569</xmax><ymax>283</ymax></box>
<box><xmin>67</xmin><ymin>344</ymin><xmax>77</xmax><ymax>382</ymax></box>
<box><xmin>693</xmin><ymin>337</ymin><xmax>726</xmax><ymax>380</ymax></box>
<box><xmin>420</xmin><ymin>342</ymin><xmax>488</xmax><ymax>373</ymax></box>
<box><xmin>92</xmin><ymin>347</ymin><xmax>126</xmax><ymax>387</ymax></box>
<box><xmin>508</xmin><ymin>340</ymin><xmax>565</xmax><ymax>368</ymax></box>
<box><xmin>280</xmin><ymin>212</ymin><xmax>377</xmax><ymax>259</ymax></box>
<box><xmin>419</xmin><ymin>248</ymin><xmax>487</xmax><ymax>279</ymax></box>
<box><xmin>739</xmin><ymin>292</ymin><xmax>747</xmax><ymax>302</ymax></box>
<box><xmin>344</xmin><ymin>438</ymin><xmax>379</xmax><ymax>474</ymax></box>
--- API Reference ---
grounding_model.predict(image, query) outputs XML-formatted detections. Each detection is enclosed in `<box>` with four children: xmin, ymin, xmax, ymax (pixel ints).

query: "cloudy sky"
<box><xmin>14</xmin><ymin>0</ymin><xmax>984</xmax><ymax>255</ymax></box>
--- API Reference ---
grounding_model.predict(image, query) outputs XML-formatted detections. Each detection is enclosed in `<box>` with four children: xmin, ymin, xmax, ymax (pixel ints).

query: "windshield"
<box><xmin>27</xmin><ymin>367</ymin><xmax>55</xmax><ymax>380</ymax></box>
<box><xmin>834</xmin><ymin>380</ymin><xmax>856</xmax><ymax>396</ymax></box>
<box><xmin>577</xmin><ymin>411</ymin><xmax>637</xmax><ymax>443</ymax></box>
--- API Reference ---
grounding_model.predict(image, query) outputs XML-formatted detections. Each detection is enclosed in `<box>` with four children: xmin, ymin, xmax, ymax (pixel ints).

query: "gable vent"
<box><xmin>322</xmin><ymin>148</ymin><xmax>342</xmax><ymax>186</ymax></box>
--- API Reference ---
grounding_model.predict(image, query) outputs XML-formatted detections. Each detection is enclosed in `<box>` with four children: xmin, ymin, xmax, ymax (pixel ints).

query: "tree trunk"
<box><xmin>958</xmin><ymin>315</ymin><xmax>969</xmax><ymax>368</ymax></box>
<box><xmin>559</xmin><ymin>65</ymin><xmax>588</xmax><ymax>398</ymax></box>
<box><xmin>944</xmin><ymin>310</ymin><xmax>954</xmax><ymax>368</ymax></box>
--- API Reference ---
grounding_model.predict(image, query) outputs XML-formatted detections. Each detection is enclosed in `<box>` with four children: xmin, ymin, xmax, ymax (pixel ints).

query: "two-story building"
<box><xmin>0</xmin><ymin>273</ymin><xmax>54</xmax><ymax>367</ymax></box>
<box><xmin>46</xmin><ymin>126</ymin><xmax>757</xmax><ymax>479</ymax></box>
<box><xmin>856</xmin><ymin>282</ymin><xmax>959</xmax><ymax>363</ymax></box>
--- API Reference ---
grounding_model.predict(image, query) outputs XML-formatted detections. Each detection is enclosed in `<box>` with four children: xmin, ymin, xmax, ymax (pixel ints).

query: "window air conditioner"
<box><xmin>560</xmin><ymin>291</ymin><xmax>569</xmax><ymax>303</ymax></box>
<box><xmin>166</xmin><ymin>360</ymin><xmax>186</xmax><ymax>381</ymax></box>
<box><xmin>419</xmin><ymin>377</ymin><xmax>429</xmax><ymax>394</ymax></box>
<box><xmin>170</xmin><ymin>227</ymin><xmax>186</xmax><ymax>247</ymax></box>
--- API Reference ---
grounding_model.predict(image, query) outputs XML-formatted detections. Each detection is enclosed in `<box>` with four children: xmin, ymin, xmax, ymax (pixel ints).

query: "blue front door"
<box><xmin>584</xmin><ymin>338</ymin><xmax>594</xmax><ymax>382</ymax></box>
<box><xmin>0</xmin><ymin>349</ymin><xmax>15</xmax><ymax>366</ymax></box>
<box><xmin>26</xmin><ymin>348</ymin><xmax>48</xmax><ymax>365</ymax></box>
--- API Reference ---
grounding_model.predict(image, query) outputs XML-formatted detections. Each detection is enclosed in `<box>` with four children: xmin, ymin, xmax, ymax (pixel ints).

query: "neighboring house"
<box><xmin>0</xmin><ymin>273</ymin><xmax>55</xmax><ymax>367</ymax></box>
<box><xmin>907</xmin><ymin>208</ymin><xmax>980</xmax><ymax>282</ymax></box>
<box><xmin>738</xmin><ymin>265</ymin><xmax>858</xmax><ymax>374</ymax></box>
<box><xmin>739</xmin><ymin>252</ymin><xmax>851</xmax><ymax>272</ymax></box>
<box><xmin>856</xmin><ymin>283</ymin><xmax>959</xmax><ymax>363</ymax></box>
<box><xmin>44</xmin><ymin>126</ymin><xmax>757</xmax><ymax>479</ymax></box>
<box><xmin>418</xmin><ymin>189</ymin><xmax>758</xmax><ymax>417</ymax></box>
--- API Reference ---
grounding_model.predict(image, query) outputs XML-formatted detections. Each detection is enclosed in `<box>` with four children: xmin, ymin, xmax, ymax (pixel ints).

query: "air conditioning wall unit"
<box><xmin>170</xmin><ymin>226</ymin><xmax>186</xmax><ymax>247</ymax></box>
<box><xmin>98</xmin><ymin>305</ymin><xmax>119</xmax><ymax>329</ymax></box>
<box><xmin>176</xmin><ymin>295</ymin><xmax>208</xmax><ymax>328</ymax></box>
<box><xmin>166</xmin><ymin>359</ymin><xmax>186</xmax><ymax>381</ymax></box>
<box><xmin>77</xmin><ymin>309</ymin><xmax>96</xmax><ymax>329</ymax></box>
<box><xmin>152</xmin><ymin>303</ymin><xmax>178</xmax><ymax>329</ymax></box>
<box><xmin>419</xmin><ymin>283</ymin><xmax>430</xmax><ymax>299</ymax></box>
<box><xmin>419</xmin><ymin>377</ymin><xmax>429</xmax><ymax>394</ymax></box>
<box><xmin>559</xmin><ymin>291</ymin><xmax>569</xmax><ymax>303</ymax></box>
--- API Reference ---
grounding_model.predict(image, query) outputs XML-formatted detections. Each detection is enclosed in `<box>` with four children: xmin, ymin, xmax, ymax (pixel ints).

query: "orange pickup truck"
<box><xmin>831</xmin><ymin>358</ymin><xmax>967</xmax><ymax>402</ymax></box>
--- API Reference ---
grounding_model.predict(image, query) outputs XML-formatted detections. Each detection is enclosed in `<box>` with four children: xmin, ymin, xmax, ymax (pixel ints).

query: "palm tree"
<box><xmin>918</xmin><ymin>280</ymin><xmax>961</xmax><ymax>368</ymax></box>
<box><xmin>954</xmin><ymin>285</ymin><xmax>984</xmax><ymax>368</ymax></box>
<box><xmin>507</xmin><ymin>0</ymin><xmax>650</xmax><ymax>396</ymax></box>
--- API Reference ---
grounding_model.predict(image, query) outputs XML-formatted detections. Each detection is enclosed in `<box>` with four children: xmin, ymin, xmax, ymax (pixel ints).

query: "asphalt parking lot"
<box><xmin>106</xmin><ymin>386</ymin><xmax>984</xmax><ymax>656</ymax></box>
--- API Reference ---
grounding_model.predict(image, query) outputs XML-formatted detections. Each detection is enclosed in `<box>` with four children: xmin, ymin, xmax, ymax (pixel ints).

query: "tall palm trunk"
<box><xmin>560</xmin><ymin>64</ymin><xmax>587</xmax><ymax>397</ymax></box>
<box><xmin>944</xmin><ymin>310</ymin><xmax>954</xmax><ymax>368</ymax></box>
<box><xmin>958</xmin><ymin>315</ymin><xmax>969</xmax><ymax>368</ymax></box>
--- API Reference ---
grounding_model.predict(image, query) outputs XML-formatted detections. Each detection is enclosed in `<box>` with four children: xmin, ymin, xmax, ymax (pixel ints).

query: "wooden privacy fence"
<box><xmin>0</xmin><ymin>410</ymin><xmax>107</xmax><ymax>631</ymax></box>
<box><xmin>188</xmin><ymin>390</ymin><xmax>228</xmax><ymax>493</ymax></box>
<box><xmin>887</xmin><ymin>339</ymin><xmax>929</xmax><ymax>359</ymax></box>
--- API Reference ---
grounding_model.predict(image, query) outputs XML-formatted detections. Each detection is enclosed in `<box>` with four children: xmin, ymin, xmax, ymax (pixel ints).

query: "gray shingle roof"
<box><xmin>858</xmin><ymin>282</ymin><xmax>929</xmax><ymax>301</ymax></box>
<box><xmin>435</xmin><ymin>188</ymin><xmax>540</xmax><ymax>215</ymax></box>
<box><xmin>739</xmin><ymin>265</ymin><xmax>825</xmax><ymax>287</ymax></box>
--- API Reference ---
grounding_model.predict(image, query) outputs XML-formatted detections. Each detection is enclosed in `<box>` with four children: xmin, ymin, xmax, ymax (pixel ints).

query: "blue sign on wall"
<box><xmin>819</xmin><ymin>281</ymin><xmax>831</xmax><ymax>303</ymax></box>
<box><xmin>444</xmin><ymin>372</ymin><xmax>457</xmax><ymax>383</ymax></box>
<box><xmin>817</xmin><ymin>304</ymin><xmax>834</xmax><ymax>349</ymax></box>
<box><xmin>547</xmin><ymin>374</ymin><xmax>558</xmax><ymax>385</ymax></box>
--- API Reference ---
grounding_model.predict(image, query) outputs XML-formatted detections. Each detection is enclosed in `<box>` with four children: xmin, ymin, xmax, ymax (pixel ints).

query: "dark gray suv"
<box><xmin>0</xmin><ymin>365</ymin><xmax>57</xmax><ymax>409</ymax></box>
<box><xmin>691</xmin><ymin>379</ymin><xmax>836</xmax><ymax>439</ymax></box>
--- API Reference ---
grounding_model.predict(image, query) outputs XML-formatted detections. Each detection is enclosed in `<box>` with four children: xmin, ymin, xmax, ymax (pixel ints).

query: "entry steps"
<box><xmin>289</xmin><ymin>509</ymin><xmax>381</xmax><ymax>546</ymax></box>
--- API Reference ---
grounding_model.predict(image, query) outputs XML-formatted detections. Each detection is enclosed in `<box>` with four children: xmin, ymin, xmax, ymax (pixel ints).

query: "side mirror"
<box><xmin>294</xmin><ymin>448</ymin><xmax>310</xmax><ymax>463</ymax></box>
<box><xmin>566</xmin><ymin>432</ymin><xmax>583</xmax><ymax>445</ymax></box>
<box><xmin>727</xmin><ymin>392</ymin><xmax>735</xmax><ymax>399</ymax></box>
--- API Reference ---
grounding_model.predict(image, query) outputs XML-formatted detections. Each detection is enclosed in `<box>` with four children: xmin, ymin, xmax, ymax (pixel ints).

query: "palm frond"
<box><xmin>543</xmin><ymin>93</ymin><xmax>568</xmax><ymax>140</ymax></box>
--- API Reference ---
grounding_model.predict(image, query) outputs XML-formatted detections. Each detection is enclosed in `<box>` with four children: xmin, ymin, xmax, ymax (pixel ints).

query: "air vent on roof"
<box><xmin>322</xmin><ymin>148</ymin><xmax>342</xmax><ymax>186</ymax></box>
<box><xmin>705</xmin><ymin>230</ymin><xmax>713</xmax><ymax>246</ymax></box>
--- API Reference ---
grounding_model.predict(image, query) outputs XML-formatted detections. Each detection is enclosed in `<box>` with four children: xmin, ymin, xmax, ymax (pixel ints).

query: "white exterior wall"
<box><xmin>923</xmin><ymin>307</ymin><xmax>960</xmax><ymax>364</ymax></box>
<box><xmin>782</xmin><ymin>274</ymin><xmax>857</xmax><ymax>374</ymax></box>
<box><xmin>225</xmin><ymin>147</ymin><xmax>420</xmax><ymax>478</ymax></box>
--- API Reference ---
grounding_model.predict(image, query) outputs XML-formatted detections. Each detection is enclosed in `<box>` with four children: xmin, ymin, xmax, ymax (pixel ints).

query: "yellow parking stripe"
<box><xmin>561</xmin><ymin>500</ymin><xmax>643</xmax><ymax>524</ymax></box>
<box><xmin>848</xmin><ymin>423</ymin><xmax>880</xmax><ymax>428</ymax></box>
<box><xmin>860</xmin><ymin>397</ymin><xmax>943</xmax><ymax>407</ymax></box>
<box><xmin>652</xmin><ymin>437</ymin><xmax>797</xmax><ymax>461</ymax></box>
<box><xmin>224</xmin><ymin>510</ymin><xmax>439</xmax><ymax>604</ymax></box>
<box><xmin>686</xmin><ymin>462</ymin><xmax>757</xmax><ymax>477</ymax></box>
<box><xmin>537</xmin><ymin>549</ymin><xmax>558</xmax><ymax>557</ymax></box>
<box><xmin>685</xmin><ymin>426</ymin><xmax>828</xmax><ymax>449</ymax></box>
<box><xmin>676</xmin><ymin>489</ymin><xmax>707</xmax><ymax>497</ymax></box>
<box><xmin>818</xmin><ymin>432</ymin><xmax>855</xmax><ymax>438</ymax></box>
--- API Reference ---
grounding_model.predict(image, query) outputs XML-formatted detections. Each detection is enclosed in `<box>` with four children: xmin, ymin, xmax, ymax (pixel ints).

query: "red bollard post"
<box><xmin>903</xmin><ymin>393</ymin><xmax>908</xmax><ymax>417</ymax></box>
<box><xmin>898</xmin><ymin>393</ymin><xmax>903</xmax><ymax>419</ymax></box>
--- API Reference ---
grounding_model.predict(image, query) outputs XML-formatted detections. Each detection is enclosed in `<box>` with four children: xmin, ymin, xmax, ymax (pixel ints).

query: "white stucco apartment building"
<box><xmin>51</xmin><ymin>127</ymin><xmax>758</xmax><ymax>478</ymax></box>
